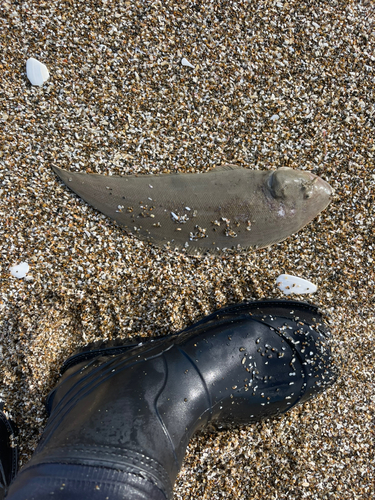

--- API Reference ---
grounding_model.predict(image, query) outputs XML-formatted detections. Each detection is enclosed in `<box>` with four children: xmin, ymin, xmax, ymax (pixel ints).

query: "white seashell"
<box><xmin>181</xmin><ymin>58</ymin><xmax>194</xmax><ymax>69</ymax></box>
<box><xmin>270</xmin><ymin>114</ymin><xmax>279</xmax><ymax>121</ymax></box>
<box><xmin>26</xmin><ymin>58</ymin><xmax>49</xmax><ymax>86</ymax></box>
<box><xmin>10</xmin><ymin>262</ymin><xmax>30</xmax><ymax>279</ymax></box>
<box><xmin>276</xmin><ymin>274</ymin><xmax>317</xmax><ymax>295</ymax></box>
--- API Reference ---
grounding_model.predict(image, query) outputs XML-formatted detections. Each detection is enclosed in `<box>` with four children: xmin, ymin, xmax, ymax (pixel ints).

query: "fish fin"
<box><xmin>52</xmin><ymin>166</ymin><xmax>86</xmax><ymax>185</ymax></box>
<box><xmin>52</xmin><ymin>165</ymin><xmax>69</xmax><ymax>180</ymax></box>
<box><xmin>214</xmin><ymin>164</ymin><xmax>246</xmax><ymax>171</ymax></box>
<box><xmin>158</xmin><ymin>241</ymin><xmax>259</xmax><ymax>257</ymax></box>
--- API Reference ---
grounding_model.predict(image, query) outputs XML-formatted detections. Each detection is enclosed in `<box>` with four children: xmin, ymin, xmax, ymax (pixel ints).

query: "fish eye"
<box><xmin>268</xmin><ymin>171</ymin><xmax>287</xmax><ymax>198</ymax></box>
<box><xmin>267</xmin><ymin>172</ymin><xmax>275</xmax><ymax>190</ymax></box>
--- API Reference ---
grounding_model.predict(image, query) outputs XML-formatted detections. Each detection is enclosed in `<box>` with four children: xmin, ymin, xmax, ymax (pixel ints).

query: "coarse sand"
<box><xmin>0</xmin><ymin>1</ymin><xmax>374</xmax><ymax>499</ymax></box>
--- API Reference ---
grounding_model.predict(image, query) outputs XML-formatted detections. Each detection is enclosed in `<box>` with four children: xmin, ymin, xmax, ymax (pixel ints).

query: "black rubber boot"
<box><xmin>0</xmin><ymin>408</ymin><xmax>18</xmax><ymax>500</ymax></box>
<box><xmin>6</xmin><ymin>300</ymin><xmax>337</xmax><ymax>500</ymax></box>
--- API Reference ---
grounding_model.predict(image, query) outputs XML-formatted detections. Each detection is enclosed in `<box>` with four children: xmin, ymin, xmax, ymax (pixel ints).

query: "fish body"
<box><xmin>52</xmin><ymin>165</ymin><xmax>332</xmax><ymax>255</ymax></box>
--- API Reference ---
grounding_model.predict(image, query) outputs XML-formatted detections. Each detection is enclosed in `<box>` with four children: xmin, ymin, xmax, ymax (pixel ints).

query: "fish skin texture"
<box><xmin>52</xmin><ymin>165</ymin><xmax>332</xmax><ymax>256</ymax></box>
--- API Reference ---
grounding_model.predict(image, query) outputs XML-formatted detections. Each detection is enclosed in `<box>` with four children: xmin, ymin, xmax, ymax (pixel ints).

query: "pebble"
<box><xmin>0</xmin><ymin>1</ymin><xmax>374</xmax><ymax>499</ymax></box>
<box><xmin>9</xmin><ymin>262</ymin><xmax>30</xmax><ymax>279</ymax></box>
<box><xmin>26</xmin><ymin>58</ymin><xmax>49</xmax><ymax>86</ymax></box>
<box><xmin>181</xmin><ymin>57</ymin><xmax>194</xmax><ymax>68</ymax></box>
<box><xmin>276</xmin><ymin>274</ymin><xmax>317</xmax><ymax>295</ymax></box>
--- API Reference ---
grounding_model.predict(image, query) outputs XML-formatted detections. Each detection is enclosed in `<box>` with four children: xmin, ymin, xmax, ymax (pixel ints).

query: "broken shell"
<box><xmin>181</xmin><ymin>58</ymin><xmax>194</xmax><ymax>69</ymax></box>
<box><xmin>26</xmin><ymin>58</ymin><xmax>49</xmax><ymax>86</ymax></box>
<box><xmin>10</xmin><ymin>262</ymin><xmax>30</xmax><ymax>278</ymax></box>
<box><xmin>276</xmin><ymin>274</ymin><xmax>317</xmax><ymax>295</ymax></box>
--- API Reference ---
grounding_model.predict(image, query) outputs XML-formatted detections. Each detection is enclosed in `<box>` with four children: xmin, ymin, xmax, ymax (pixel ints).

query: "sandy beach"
<box><xmin>0</xmin><ymin>0</ymin><xmax>374</xmax><ymax>498</ymax></box>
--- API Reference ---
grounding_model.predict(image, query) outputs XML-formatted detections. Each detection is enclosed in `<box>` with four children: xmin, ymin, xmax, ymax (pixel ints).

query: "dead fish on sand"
<box><xmin>52</xmin><ymin>165</ymin><xmax>332</xmax><ymax>255</ymax></box>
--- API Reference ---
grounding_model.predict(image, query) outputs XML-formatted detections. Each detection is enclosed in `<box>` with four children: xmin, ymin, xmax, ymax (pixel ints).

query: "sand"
<box><xmin>0</xmin><ymin>1</ymin><xmax>374</xmax><ymax>498</ymax></box>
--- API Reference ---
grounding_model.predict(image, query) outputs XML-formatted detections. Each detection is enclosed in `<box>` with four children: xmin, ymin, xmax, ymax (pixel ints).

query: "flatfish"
<box><xmin>52</xmin><ymin>165</ymin><xmax>332</xmax><ymax>255</ymax></box>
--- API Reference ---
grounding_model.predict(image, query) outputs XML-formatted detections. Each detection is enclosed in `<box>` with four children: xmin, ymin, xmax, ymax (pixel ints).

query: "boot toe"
<box><xmin>178</xmin><ymin>300</ymin><xmax>338</xmax><ymax>426</ymax></box>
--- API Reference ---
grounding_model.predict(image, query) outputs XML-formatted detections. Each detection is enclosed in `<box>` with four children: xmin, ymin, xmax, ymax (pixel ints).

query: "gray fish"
<box><xmin>52</xmin><ymin>165</ymin><xmax>332</xmax><ymax>255</ymax></box>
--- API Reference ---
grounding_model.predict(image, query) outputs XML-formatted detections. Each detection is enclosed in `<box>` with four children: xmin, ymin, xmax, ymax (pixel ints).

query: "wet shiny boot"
<box><xmin>6</xmin><ymin>300</ymin><xmax>337</xmax><ymax>500</ymax></box>
<box><xmin>0</xmin><ymin>407</ymin><xmax>18</xmax><ymax>500</ymax></box>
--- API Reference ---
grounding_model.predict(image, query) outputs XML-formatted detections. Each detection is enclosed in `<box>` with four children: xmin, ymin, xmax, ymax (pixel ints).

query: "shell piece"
<box><xmin>181</xmin><ymin>58</ymin><xmax>194</xmax><ymax>68</ymax></box>
<box><xmin>52</xmin><ymin>165</ymin><xmax>332</xmax><ymax>256</ymax></box>
<box><xmin>26</xmin><ymin>58</ymin><xmax>49</xmax><ymax>86</ymax></box>
<box><xmin>277</xmin><ymin>274</ymin><xmax>317</xmax><ymax>295</ymax></box>
<box><xmin>10</xmin><ymin>262</ymin><xmax>30</xmax><ymax>278</ymax></box>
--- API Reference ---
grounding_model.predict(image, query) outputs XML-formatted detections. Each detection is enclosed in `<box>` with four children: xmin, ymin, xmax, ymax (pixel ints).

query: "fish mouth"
<box><xmin>312</xmin><ymin>175</ymin><xmax>333</xmax><ymax>198</ymax></box>
<box><xmin>303</xmin><ymin>175</ymin><xmax>333</xmax><ymax>205</ymax></box>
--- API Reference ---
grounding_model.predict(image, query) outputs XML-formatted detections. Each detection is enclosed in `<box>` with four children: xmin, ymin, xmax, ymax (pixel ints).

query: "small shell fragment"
<box><xmin>276</xmin><ymin>274</ymin><xmax>317</xmax><ymax>295</ymax></box>
<box><xmin>26</xmin><ymin>58</ymin><xmax>49</xmax><ymax>86</ymax></box>
<box><xmin>181</xmin><ymin>58</ymin><xmax>194</xmax><ymax>68</ymax></box>
<box><xmin>10</xmin><ymin>262</ymin><xmax>30</xmax><ymax>279</ymax></box>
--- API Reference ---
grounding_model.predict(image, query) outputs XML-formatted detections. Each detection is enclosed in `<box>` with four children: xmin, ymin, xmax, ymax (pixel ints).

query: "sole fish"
<box><xmin>52</xmin><ymin>165</ymin><xmax>332</xmax><ymax>255</ymax></box>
